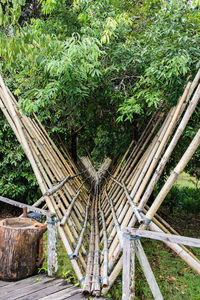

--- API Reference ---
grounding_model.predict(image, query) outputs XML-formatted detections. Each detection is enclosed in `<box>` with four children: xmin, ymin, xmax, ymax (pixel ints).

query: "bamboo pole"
<box><xmin>133</xmin><ymin>82</ymin><xmax>191</xmax><ymax>205</ymax></box>
<box><xmin>143</xmin><ymin>129</ymin><xmax>200</xmax><ymax>225</ymax></box>
<box><xmin>0</xmin><ymin>77</ymin><xmax>47</xmax><ymax>195</ymax></box>
<box><xmin>131</xmin><ymin>84</ymin><xmax>200</xmax><ymax>222</ymax></box>
<box><xmin>72</xmin><ymin>196</ymin><xmax>90</xmax><ymax>258</ymax></box>
<box><xmin>60</xmin><ymin>181</ymin><xmax>86</xmax><ymax>226</ymax></box>
<box><xmin>99</xmin><ymin>197</ymin><xmax>109</xmax><ymax>288</ymax></box>
<box><xmin>92</xmin><ymin>185</ymin><xmax>101</xmax><ymax>297</ymax></box>
<box><xmin>83</xmin><ymin>194</ymin><xmax>95</xmax><ymax>295</ymax></box>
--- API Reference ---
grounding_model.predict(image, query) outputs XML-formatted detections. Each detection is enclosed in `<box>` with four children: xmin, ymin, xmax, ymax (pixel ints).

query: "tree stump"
<box><xmin>0</xmin><ymin>218</ymin><xmax>46</xmax><ymax>281</ymax></box>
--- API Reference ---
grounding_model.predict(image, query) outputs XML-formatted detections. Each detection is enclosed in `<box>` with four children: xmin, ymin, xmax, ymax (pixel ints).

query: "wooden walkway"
<box><xmin>0</xmin><ymin>275</ymin><xmax>110</xmax><ymax>300</ymax></box>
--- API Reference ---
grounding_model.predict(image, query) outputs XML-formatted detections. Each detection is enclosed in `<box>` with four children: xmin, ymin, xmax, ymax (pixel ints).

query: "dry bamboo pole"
<box><xmin>0</xmin><ymin>85</ymin><xmax>85</xmax><ymax>281</ymax></box>
<box><xmin>29</xmin><ymin>141</ymin><xmax>84</xmax><ymax>250</ymax></box>
<box><xmin>92</xmin><ymin>185</ymin><xmax>101</xmax><ymax>297</ymax></box>
<box><xmin>105</xmin><ymin>190</ymin><xmax>123</xmax><ymax>250</ymax></box>
<box><xmin>28</xmin><ymin>117</ymin><xmax>87</xmax><ymax>211</ymax></box>
<box><xmin>99</xmin><ymin>196</ymin><xmax>109</xmax><ymax>288</ymax></box>
<box><xmin>148</xmin><ymin>221</ymin><xmax>200</xmax><ymax>275</ymax></box>
<box><xmin>134</xmin><ymin>240</ymin><xmax>164</xmax><ymax>300</ymax></box>
<box><xmin>22</xmin><ymin>124</ymin><xmax>85</xmax><ymax>233</ymax></box>
<box><xmin>122</xmin><ymin>183</ymin><xmax>143</xmax><ymax>224</ymax></box>
<box><xmin>34</xmin><ymin>169</ymin><xmax>88</xmax><ymax>207</ymax></box>
<box><xmin>133</xmin><ymin>82</ymin><xmax>191</xmax><ymax>205</ymax></box>
<box><xmin>112</xmin><ymin>140</ymin><xmax>134</xmax><ymax>179</ymax></box>
<box><xmin>19</xmin><ymin>120</ymin><xmax>88</xmax><ymax>264</ymax></box>
<box><xmin>104</xmin><ymin>142</ymin><xmax>153</xmax><ymax>224</ymax></box>
<box><xmin>0</xmin><ymin>76</ymin><xmax>47</xmax><ymax>196</ymax></box>
<box><xmin>103</xmin><ymin>112</ymin><xmax>164</xmax><ymax>213</ymax></box>
<box><xmin>129</xmin><ymin>107</ymin><xmax>175</xmax><ymax>195</ymax></box>
<box><xmin>9</xmin><ymin>100</ymin><xmax>76</xmax><ymax>200</ymax></box>
<box><xmin>0</xmin><ymin>95</ymin><xmax>21</xmax><ymax>144</ymax></box>
<box><xmin>142</xmin><ymin>129</ymin><xmax>200</xmax><ymax>226</ymax></box>
<box><xmin>101</xmin><ymin>110</ymin><xmax>163</xmax><ymax>212</ymax></box>
<box><xmin>32</xmin><ymin>148</ymin><xmax>85</xmax><ymax>250</ymax></box>
<box><xmin>141</xmin><ymin>209</ymin><xmax>200</xmax><ymax>263</ymax></box>
<box><xmin>0</xmin><ymin>79</ymin><xmax>90</xmax><ymax>278</ymax></box>
<box><xmin>103</xmin><ymin>113</ymin><xmax>166</xmax><ymax>222</ymax></box>
<box><xmin>130</xmin><ymin>84</ymin><xmax>200</xmax><ymax>224</ymax></box>
<box><xmin>83</xmin><ymin>194</ymin><xmax>95</xmax><ymax>295</ymax></box>
<box><xmin>106</xmin><ymin>169</ymin><xmax>200</xmax><ymax>275</ymax></box>
<box><xmin>103</xmin><ymin>212</ymin><xmax>200</xmax><ymax>296</ymax></box>
<box><xmin>33</xmin><ymin>114</ymin><xmax>88</xmax><ymax>201</ymax></box>
<box><xmin>101</xmin><ymin>70</ymin><xmax>200</xmax><ymax>290</ymax></box>
<box><xmin>105</xmin><ymin>85</ymin><xmax>199</xmax><ymax>255</ymax></box>
<box><xmin>60</xmin><ymin>181</ymin><xmax>86</xmax><ymax>226</ymax></box>
<box><xmin>118</xmin><ymin>111</ymin><xmax>164</xmax><ymax>183</ymax></box>
<box><xmin>34</xmin><ymin>175</ymin><xmax>70</xmax><ymax>207</ymax></box>
<box><xmin>102</xmin><ymin>255</ymin><xmax>123</xmax><ymax>296</ymax></box>
<box><xmin>72</xmin><ymin>196</ymin><xmax>90</xmax><ymax>258</ymax></box>
<box><xmin>115</xmin><ymin>109</ymin><xmax>161</xmax><ymax>182</ymax></box>
<box><xmin>18</xmin><ymin>112</ymin><xmax>87</xmax><ymax>221</ymax></box>
<box><xmin>104</xmin><ymin>131</ymin><xmax>200</xmax><ymax>278</ymax></box>
<box><xmin>105</xmin><ymin>152</ymin><xmax>154</xmax><ymax>248</ymax></box>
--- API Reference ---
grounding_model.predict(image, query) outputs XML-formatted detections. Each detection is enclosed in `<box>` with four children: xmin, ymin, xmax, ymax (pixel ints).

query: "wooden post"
<box><xmin>47</xmin><ymin>216</ymin><xmax>58</xmax><ymax>276</ymax></box>
<box><xmin>23</xmin><ymin>207</ymin><xmax>27</xmax><ymax>218</ymax></box>
<box><xmin>135</xmin><ymin>240</ymin><xmax>163</xmax><ymax>300</ymax></box>
<box><xmin>122</xmin><ymin>235</ymin><xmax>135</xmax><ymax>300</ymax></box>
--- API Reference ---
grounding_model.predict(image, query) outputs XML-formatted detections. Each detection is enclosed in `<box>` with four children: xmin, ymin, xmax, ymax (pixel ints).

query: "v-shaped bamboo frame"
<box><xmin>0</xmin><ymin>69</ymin><xmax>200</xmax><ymax>297</ymax></box>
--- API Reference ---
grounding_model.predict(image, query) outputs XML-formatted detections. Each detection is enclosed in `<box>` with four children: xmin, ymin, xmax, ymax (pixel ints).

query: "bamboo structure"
<box><xmin>1</xmin><ymin>69</ymin><xmax>200</xmax><ymax>297</ymax></box>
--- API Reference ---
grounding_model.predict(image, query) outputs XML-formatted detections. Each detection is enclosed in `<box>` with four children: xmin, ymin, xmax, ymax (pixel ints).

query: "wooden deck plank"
<box><xmin>0</xmin><ymin>275</ymin><xmax>40</xmax><ymax>288</ymax></box>
<box><xmin>0</xmin><ymin>281</ymin><xmax>10</xmax><ymax>287</ymax></box>
<box><xmin>0</xmin><ymin>276</ymin><xmax>111</xmax><ymax>300</ymax></box>
<box><xmin>0</xmin><ymin>276</ymin><xmax>54</xmax><ymax>294</ymax></box>
<box><xmin>17</xmin><ymin>280</ymin><xmax>73</xmax><ymax>300</ymax></box>
<box><xmin>39</xmin><ymin>286</ymin><xmax>82</xmax><ymax>300</ymax></box>
<box><xmin>0</xmin><ymin>277</ymin><xmax>58</xmax><ymax>300</ymax></box>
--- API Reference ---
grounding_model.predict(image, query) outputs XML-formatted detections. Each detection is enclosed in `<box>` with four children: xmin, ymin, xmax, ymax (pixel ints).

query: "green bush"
<box><xmin>165</xmin><ymin>186</ymin><xmax>200</xmax><ymax>213</ymax></box>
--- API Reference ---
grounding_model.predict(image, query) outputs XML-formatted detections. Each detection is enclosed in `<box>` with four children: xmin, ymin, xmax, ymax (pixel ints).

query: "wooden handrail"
<box><xmin>0</xmin><ymin>195</ymin><xmax>55</xmax><ymax>217</ymax></box>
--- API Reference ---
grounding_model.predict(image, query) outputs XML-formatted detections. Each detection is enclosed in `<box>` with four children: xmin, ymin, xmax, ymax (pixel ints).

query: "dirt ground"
<box><xmin>0</xmin><ymin>202</ymin><xmax>21</xmax><ymax>220</ymax></box>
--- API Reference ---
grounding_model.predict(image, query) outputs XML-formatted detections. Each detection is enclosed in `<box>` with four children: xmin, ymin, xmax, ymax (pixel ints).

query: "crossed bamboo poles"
<box><xmin>0</xmin><ymin>69</ymin><xmax>200</xmax><ymax>297</ymax></box>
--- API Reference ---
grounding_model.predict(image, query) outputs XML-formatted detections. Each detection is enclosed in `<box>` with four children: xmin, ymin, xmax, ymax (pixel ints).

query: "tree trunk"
<box><xmin>0</xmin><ymin>218</ymin><xmax>46</xmax><ymax>281</ymax></box>
<box><xmin>71</xmin><ymin>133</ymin><xmax>77</xmax><ymax>163</ymax></box>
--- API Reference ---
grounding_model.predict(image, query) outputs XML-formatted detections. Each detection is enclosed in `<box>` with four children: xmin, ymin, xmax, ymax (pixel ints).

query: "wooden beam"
<box><xmin>47</xmin><ymin>216</ymin><xmax>58</xmax><ymax>276</ymax></box>
<box><xmin>123</xmin><ymin>228</ymin><xmax>200</xmax><ymax>248</ymax></box>
<box><xmin>122</xmin><ymin>237</ymin><xmax>135</xmax><ymax>300</ymax></box>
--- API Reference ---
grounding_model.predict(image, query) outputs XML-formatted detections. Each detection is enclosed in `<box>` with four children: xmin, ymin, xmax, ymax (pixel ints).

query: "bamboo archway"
<box><xmin>0</xmin><ymin>69</ymin><xmax>200</xmax><ymax>297</ymax></box>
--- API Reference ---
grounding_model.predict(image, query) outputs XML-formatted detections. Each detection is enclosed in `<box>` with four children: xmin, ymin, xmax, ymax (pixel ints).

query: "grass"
<box><xmin>40</xmin><ymin>233</ymin><xmax>79</xmax><ymax>286</ymax></box>
<box><xmin>175</xmin><ymin>172</ymin><xmax>199</xmax><ymax>188</ymax></box>
<box><xmin>108</xmin><ymin>237</ymin><xmax>200</xmax><ymax>300</ymax></box>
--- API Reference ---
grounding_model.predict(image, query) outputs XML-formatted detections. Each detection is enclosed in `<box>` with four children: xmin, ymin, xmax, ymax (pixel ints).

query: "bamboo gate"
<box><xmin>0</xmin><ymin>70</ymin><xmax>200</xmax><ymax>298</ymax></box>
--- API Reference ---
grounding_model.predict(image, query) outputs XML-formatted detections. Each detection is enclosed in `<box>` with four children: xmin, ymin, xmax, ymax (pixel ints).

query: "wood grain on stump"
<box><xmin>0</xmin><ymin>218</ymin><xmax>46</xmax><ymax>281</ymax></box>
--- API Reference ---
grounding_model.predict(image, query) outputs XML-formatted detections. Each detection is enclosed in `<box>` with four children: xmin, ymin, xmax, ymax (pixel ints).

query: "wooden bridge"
<box><xmin>0</xmin><ymin>70</ymin><xmax>200</xmax><ymax>299</ymax></box>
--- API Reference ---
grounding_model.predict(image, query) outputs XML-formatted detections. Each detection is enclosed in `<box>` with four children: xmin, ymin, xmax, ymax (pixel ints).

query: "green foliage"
<box><xmin>0</xmin><ymin>0</ymin><xmax>26</xmax><ymax>27</ymax></box>
<box><xmin>0</xmin><ymin>0</ymin><xmax>199</xmax><ymax>199</ymax></box>
<box><xmin>165</xmin><ymin>185</ymin><xmax>200</xmax><ymax>214</ymax></box>
<box><xmin>0</xmin><ymin>112</ymin><xmax>41</xmax><ymax>203</ymax></box>
<box><xmin>118</xmin><ymin>0</ymin><xmax>200</xmax><ymax>120</ymax></box>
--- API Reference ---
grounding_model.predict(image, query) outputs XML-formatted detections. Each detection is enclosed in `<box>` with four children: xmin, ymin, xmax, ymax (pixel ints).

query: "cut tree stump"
<box><xmin>0</xmin><ymin>218</ymin><xmax>46</xmax><ymax>281</ymax></box>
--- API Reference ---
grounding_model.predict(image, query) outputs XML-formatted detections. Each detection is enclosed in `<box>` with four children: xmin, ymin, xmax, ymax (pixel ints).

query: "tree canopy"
<box><xmin>0</xmin><ymin>0</ymin><xmax>200</xmax><ymax>201</ymax></box>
